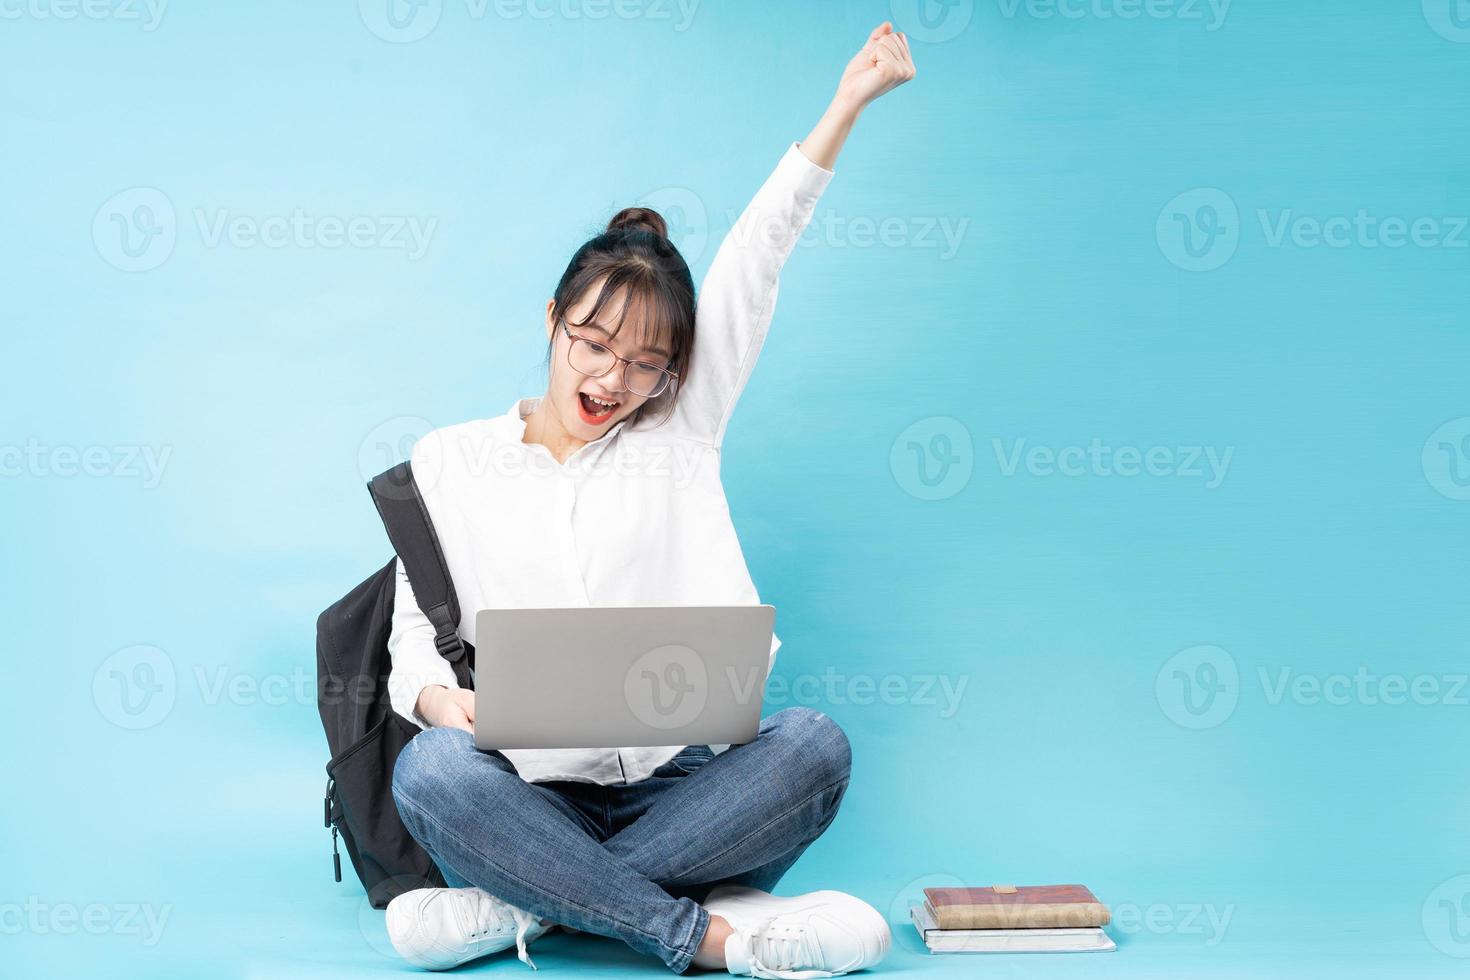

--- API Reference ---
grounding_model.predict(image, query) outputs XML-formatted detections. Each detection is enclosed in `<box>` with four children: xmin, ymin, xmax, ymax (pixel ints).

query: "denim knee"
<box><xmin>769</xmin><ymin>706</ymin><xmax>852</xmax><ymax>788</ymax></box>
<box><xmin>391</xmin><ymin>725</ymin><xmax>478</xmax><ymax>809</ymax></box>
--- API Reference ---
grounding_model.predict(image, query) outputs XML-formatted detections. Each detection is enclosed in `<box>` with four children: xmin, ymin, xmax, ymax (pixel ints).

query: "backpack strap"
<box><xmin>367</xmin><ymin>463</ymin><xmax>472</xmax><ymax>684</ymax></box>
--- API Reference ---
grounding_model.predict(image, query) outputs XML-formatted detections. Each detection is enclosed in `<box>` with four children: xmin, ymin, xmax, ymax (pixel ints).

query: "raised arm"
<box><xmin>801</xmin><ymin>22</ymin><xmax>918</xmax><ymax>170</ymax></box>
<box><xmin>663</xmin><ymin>23</ymin><xmax>916</xmax><ymax>446</ymax></box>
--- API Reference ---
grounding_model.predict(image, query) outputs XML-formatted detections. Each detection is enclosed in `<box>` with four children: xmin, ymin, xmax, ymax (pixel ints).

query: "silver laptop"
<box><xmin>473</xmin><ymin>605</ymin><xmax>775</xmax><ymax>751</ymax></box>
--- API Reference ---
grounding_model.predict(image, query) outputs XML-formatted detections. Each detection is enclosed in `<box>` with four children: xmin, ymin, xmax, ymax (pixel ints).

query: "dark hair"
<box><xmin>548</xmin><ymin>206</ymin><xmax>695</xmax><ymax>428</ymax></box>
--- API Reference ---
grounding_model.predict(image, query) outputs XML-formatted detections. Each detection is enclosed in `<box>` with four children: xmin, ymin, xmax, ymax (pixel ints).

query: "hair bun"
<box><xmin>607</xmin><ymin>206</ymin><xmax>668</xmax><ymax>239</ymax></box>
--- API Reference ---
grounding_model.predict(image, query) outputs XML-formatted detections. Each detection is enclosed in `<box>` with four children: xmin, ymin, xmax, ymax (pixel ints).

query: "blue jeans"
<box><xmin>390</xmin><ymin>706</ymin><xmax>852</xmax><ymax>974</ymax></box>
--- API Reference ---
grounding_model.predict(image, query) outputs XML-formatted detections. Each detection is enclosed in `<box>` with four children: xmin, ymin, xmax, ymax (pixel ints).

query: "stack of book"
<box><xmin>910</xmin><ymin>883</ymin><xmax>1116</xmax><ymax>954</ymax></box>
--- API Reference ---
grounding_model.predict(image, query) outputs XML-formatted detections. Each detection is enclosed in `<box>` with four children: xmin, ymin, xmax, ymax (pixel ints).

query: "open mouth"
<box><xmin>577</xmin><ymin>391</ymin><xmax>620</xmax><ymax>426</ymax></box>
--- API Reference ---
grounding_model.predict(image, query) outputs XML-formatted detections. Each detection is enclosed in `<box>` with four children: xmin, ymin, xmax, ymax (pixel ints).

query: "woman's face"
<box><xmin>543</xmin><ymin>283</ymin><xmax>672</xmax><ymax>442</ymax></box>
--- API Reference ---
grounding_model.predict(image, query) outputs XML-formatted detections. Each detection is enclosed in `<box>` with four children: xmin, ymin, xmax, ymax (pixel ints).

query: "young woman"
<box><xmin>383</xmin><ymin>24</ymin><xmax>916</xmax><ymax>978</ymax></box>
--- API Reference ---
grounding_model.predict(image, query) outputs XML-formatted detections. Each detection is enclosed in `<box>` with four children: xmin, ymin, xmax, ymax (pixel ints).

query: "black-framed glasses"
<box><xmin>560</xmin><ymin>320</ymin><xmax>678</xmax><ymax>398</ymax></box>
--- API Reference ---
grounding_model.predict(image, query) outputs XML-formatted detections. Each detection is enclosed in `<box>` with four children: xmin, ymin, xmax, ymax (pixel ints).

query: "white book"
<box><xmin>910</xmin><ymin>902</ymin><xmax>1117</xmax><ymax>954</ymax></box>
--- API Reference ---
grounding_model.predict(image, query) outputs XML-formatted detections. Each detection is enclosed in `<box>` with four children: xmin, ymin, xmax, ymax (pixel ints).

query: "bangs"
<box><xmin>564</xmin><ymin>265</ymin><xmax>690</xmax><ymax>366</ymax></box>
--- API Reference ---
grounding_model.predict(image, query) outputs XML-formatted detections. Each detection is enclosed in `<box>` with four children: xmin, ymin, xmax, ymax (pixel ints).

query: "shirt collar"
<box><xmin>507</xmin><ymin>396</ymin><xmax>629</xmax><ymax>458</ymax></box>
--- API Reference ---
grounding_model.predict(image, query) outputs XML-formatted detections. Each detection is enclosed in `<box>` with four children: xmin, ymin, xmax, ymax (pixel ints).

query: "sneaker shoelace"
<box><xmin>465</xmin><ymin>891</ymin><xmax>544</xmax><ymax>970</ymax></box>
<box><xmin>741</xmin><ymin>916</ymin><xmax>836</xmax><ymax>980</ymax></box>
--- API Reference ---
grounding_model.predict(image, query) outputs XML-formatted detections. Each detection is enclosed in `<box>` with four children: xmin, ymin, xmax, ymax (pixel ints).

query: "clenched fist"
<box><xmin>835</xmin><ymin>22</ymin><xmax>918</xmax><ymax>111</ymax></box>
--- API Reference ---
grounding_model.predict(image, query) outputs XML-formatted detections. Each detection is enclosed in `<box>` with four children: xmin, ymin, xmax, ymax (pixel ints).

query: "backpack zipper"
<box><xmin>324</xmin><ymin>777</ymin><xmax>342</xmax><ymax>882</ymax></box>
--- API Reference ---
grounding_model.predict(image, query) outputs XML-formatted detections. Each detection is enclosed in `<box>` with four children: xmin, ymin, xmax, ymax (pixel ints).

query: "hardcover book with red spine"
<box><xmin>924</xmin><ymin>884</ymin><xmax>1111</xmax><ymax>930</ymax></box>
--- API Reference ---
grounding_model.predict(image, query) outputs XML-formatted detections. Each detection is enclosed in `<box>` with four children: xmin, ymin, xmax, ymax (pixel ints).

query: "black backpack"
<box><xmin>316</xmin><ymin>461</ymin><xmax>474</xmax><ymax>909</ymax></box>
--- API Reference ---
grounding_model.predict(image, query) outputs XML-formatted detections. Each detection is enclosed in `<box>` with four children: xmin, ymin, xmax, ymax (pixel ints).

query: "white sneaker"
<box><xmin>704</xmin><ymin>885</ymin><xmax>891</xmax><ymax>979</ymax></box>
<box><xmin>385</xmin><ymin>886</ymin><xmax>552</xmax><ymax>971</ymax></box>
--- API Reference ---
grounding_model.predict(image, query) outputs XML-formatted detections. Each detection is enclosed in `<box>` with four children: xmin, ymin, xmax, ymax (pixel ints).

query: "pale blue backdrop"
<box><xmin>3</xmin><ymin>1</ymin><xmax>1469</xmax><ymax>977</ymax></box>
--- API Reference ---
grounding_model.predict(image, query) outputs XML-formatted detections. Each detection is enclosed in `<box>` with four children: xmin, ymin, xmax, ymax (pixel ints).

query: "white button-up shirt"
<box><xmin>387</xmin><ymin>142</ymin><xmax>834</xmax><ymax>785</ymax></box>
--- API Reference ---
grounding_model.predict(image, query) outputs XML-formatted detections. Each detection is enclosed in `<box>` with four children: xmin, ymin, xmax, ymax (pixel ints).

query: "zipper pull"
<box><xmin>331</xmin><ymin>824</ymin><xmax>342</xmax><ymax>883</ymax></box>
<box><xmin>323</xmin><ymin>777</ymin><xmax>335</xmax><ymax>829</ymax></box>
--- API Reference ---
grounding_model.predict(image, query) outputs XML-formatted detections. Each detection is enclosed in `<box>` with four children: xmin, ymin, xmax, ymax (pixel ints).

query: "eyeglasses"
<box><xmin>560</xmin><ymin>320</ymin><xmax>678</xmax><ymax>398</ymax></box>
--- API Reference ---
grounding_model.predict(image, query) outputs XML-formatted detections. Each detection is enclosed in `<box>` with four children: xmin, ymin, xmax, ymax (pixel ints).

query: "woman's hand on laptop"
<box><xmin>416</xmin><ymin>685</ymin><xmax>475</xmax><ymax>733</ymax></box>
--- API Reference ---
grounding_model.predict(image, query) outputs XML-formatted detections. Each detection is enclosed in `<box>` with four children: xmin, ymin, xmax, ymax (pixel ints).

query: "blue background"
<box><xmin>3</xmin><ymin>1</ymin><xmax>1468</xmax><ymax>977</ymax></box>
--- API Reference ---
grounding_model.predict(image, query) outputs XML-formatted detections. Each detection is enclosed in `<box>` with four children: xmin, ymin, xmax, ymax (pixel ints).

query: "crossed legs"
<box><xmin>391</xmin><ymin>707</ymin><xmax>852</xmax><ymax>973</ymax></box>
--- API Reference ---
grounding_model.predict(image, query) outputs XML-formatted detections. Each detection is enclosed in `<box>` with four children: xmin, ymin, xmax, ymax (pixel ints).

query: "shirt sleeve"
<box><xmin>664</xmin><ymin>142</ymin><xmax>834</xmax><ymax>446</ymax></box>
<box><xmin>386</xmin><ymin>557</ymin><xmax>461</xmax><ymax>729</ymax></box>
